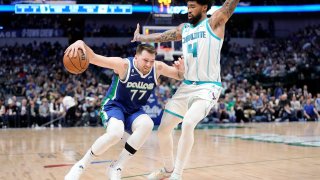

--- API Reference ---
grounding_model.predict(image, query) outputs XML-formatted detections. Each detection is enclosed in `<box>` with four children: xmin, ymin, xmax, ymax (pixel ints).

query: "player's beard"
<box><xmin>188</xmin><ymin>13</ymin><xmax>202</xmax><ymax>25</ymax></box>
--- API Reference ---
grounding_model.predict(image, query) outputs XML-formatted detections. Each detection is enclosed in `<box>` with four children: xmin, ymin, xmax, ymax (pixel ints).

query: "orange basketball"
<box><xmin>63</xmin><ymin>49</ymin><xmax>89</xmax><ymax>74</ymax></box>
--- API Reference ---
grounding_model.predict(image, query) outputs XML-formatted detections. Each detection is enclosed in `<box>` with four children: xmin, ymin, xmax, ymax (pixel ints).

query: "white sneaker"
<box><xmin>108</xmin><ymin>162</ymin><xmax>122</xmax><ymax>180</ymax></box>
<box><xmin>169</xmin><ymin>173</ymin><xmax>182</xmax><ymax>180</ymax></box>
<box><xmin>65</xmin><ymin>162</ymin><xmax>85</xmax><ymax>180</ymax></box>
<box><xmin>147</xmin><ymin>167</ymin><xmax>171</xmax><ymax>180</ymax></box>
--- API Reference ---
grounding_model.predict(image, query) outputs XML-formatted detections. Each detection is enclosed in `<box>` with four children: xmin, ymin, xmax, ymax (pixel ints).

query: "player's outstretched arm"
<box><xmin>209</xmin><ymin>0</ymin><xmax>239</xmax><ymax>36</ymax></box>
<box><xmin>64</xmin><ymin>40</ymin><xmax>128</xmax><ymax>76</ymax></box>
<box><xmin>156</xmin><ymin>57</ymin><xmax>185</xmax><ymax>80</ymax></box>
<box><xmin>131</xmin><ymin>23</ymin><xmax>184</xmax><ymax>43</ymax></box>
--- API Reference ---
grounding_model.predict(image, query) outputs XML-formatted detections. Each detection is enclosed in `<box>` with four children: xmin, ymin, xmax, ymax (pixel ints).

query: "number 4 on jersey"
<box><xmin>188</xmin><ymin>42</ymin><xmax>198</xmax><ymax>57</ymax></box>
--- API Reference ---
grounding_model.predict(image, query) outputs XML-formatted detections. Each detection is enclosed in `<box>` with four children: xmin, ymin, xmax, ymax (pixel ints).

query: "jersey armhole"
<box><xmin>206</xmin><ymin>19</ymin><xmax>222</xmax><ymax>41</ymax></box>
<box><xmin>182</xmin><ymin>23</ymin><xmax>188</xmax><ymax>34</ymax></box>
<box><xmin>153</xmin><ymin>62</ymin><xmax>158</xmax><ymax>85</ymax></box>
<box><xmin>119</xmin><ymin>58</ymin><xmax>131</xmax><ymax>83</ymax></box>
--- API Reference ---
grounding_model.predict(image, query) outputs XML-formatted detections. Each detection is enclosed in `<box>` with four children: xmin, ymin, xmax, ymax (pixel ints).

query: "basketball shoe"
<box><xmin>108</xmin><ymin>161</ymin><xmax>122</xmax><ymax>180</ymax></box>
<box><xmin>64</xmin><ymin>162</ymin><xmax>85</xmax><ymax>180</ymax></box>
<box><xmin>147</xmin><ymin>167</ymin><xmax>172</xmax><ymax>180</ymax></box>
<box><xmin>169</xmin><ymin>173</ymin><xmax>182</xmax><ymax>180</ymax></box>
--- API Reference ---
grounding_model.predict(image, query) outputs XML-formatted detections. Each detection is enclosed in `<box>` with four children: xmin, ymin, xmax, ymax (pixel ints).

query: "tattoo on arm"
<box><xmin>138</xmin><ymin>24</ymin><xmax>182</xmax><ymax>42</ymax></box>
<box><xmin>159</xmin><ymin>29</ymin><xmax>179</xmax><ymax>42</ymax></box>
<box><xmin>138</xmin><ymin>30</ymin><xmax>177</xmax><ymax>43</ymax></box>
<box><xmin>222</xmin><ymin>0</ymin><xmax>240</xmax><ymax>19</ymax></box>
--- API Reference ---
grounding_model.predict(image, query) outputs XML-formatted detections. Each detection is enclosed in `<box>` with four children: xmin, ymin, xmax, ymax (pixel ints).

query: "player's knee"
<box><xmin>143</xmin><ymin>118</ymin><xmax>154</xmax><ymax>131</ymax></box>
<box><xmin>157</xmin><ymin>124</ymin><xmax>171</xmax><ymax>136</ymax></box>
<box><xmin>108</xmin><ymin>131</ymin><xmax>123</xmax><ymax>142</ymax></box>
<box><xmin>182</xmin><ymin>119</ymin><xmax>197</xmax><ymax>130</ymax></box>
<box><xmin>133</xmin><ymin>114</ymin><xmax>154</xmax><ymax>131</ymax></box>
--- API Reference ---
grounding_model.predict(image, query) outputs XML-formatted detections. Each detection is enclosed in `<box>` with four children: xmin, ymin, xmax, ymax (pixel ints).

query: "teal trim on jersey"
<box><xmin>107</xmin><ymin>76</ymin><xmax>119</xmax><ymax>100</ymax></box>
<box><xmin>100</xmin><ymin>97</ymin><xmax>109</xmax><ymax>110</ymax></box>
<box><xmin>196</xmin><ymin>29</ymin><xmax>200</xmax><ymax>81</ymax></box>
<box><xmin>100</xmin><ymin>110</ymin><xmax>109</xmax><ymax>129</ymax></box>
<box><xmin>99</xmin><ymin>97</ymin><xmax>110</xmax><ymax>128</ymax></box>
<box><xmin>206</xmin><ymin>19</ymin><xmax>221</xmax><ymax>41</ymax></box>
<box><xmin>183</xmin><ymin>80</ymin><xmax>222</xmax><ymax>87</ymax></box>
<box><xmin>182</xmin><ymin>23</ymin><xmax>187</xmax><ymax>33</ymax></box>
<box><xmin>216</xmin><ymin>41</ymin><xmax>222</xmax><ymax>81</ymax></box>
<box><xmin>207</xmin><ymin>35</ymin><xmax>211</xmax><ymax>77</ymax></box>
<box><xmin>164</xmin><ymin>109</ymin><xmax>184</xmax><ymax>119</ymax></box>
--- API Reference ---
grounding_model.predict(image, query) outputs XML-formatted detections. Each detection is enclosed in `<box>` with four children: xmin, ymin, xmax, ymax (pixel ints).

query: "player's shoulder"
<box><xmin>179</xmin><ymin>23</ymin><xmax>189</xmax><ymax>30</ymax></box>
<box><xmin>120</xmin><ymin>57</ymin><xmax>132</xmax><ymax>66</ymax></box>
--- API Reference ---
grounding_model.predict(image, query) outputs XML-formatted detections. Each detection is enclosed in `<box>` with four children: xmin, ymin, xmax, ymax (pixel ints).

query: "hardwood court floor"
<box><xmin>0</xmin><ymin>122</ymin><xmax>320</xmax><ymax>180</ymax></box>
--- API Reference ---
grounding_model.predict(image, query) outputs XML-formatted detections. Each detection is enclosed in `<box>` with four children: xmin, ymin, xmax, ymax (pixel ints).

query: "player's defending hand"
<box><xmin>173</xmin><ymin>56</ymin><xmax>185</xmax><ymax>74</ymax></box>
<box><xmin>64</xmin><ymin>40</ymin><xmax>87</xmax><ymax>58</ymax></box>
<box><xmin>131</xmin><ymin>23</ymin><xmax>140</xmax><ymax>42</ymax></box>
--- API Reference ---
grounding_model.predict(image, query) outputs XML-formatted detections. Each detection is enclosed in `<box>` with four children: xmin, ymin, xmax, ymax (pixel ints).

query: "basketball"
<box><xmin>63</xmin><ymin>49</ymin><xmax>89</xmax><ymax>74</ymax></box>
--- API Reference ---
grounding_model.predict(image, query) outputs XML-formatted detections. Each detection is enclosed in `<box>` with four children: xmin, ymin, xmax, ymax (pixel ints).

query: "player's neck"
<box><xmin>192</xmin><ymin>16</ymin><xmax>207</xmax><ymax>27</ymax></box>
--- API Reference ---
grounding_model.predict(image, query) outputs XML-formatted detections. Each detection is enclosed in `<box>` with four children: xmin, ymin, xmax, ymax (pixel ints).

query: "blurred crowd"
<box><xmin>0</xmin><ymin>41</ymin><xmax>136</xmax><ymax>128</ymax></box>
<box><xmin>59</xmin><ymin>0</ymin><xmax>320</xmax><ymax>5</ymax></box>
<box><xmin>205</xmin><ymin>24</ymin><xmax>320</xmax><ymax>123</ymax></box>
<box><xmin>0</xmin><ymin>24</ymin><xmax>319</xmax><ymax>128</ymax></box>
<box><xmin>2</xmin><ymin>0</ymin><xmax>319</xmax><ymax>5</ymax></box>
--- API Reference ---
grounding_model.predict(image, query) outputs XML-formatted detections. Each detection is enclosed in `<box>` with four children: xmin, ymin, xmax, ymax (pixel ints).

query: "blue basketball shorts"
<box><xmin>100</xmin><ymin>102</ymin><xmax>145</xmax><ymax>134</ymax></box>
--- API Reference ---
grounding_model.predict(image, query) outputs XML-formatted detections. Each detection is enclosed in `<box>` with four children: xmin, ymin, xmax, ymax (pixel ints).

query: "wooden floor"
<box><xmin>1</xmin><ymin>122</ymin><xmax>320</xmax><ymax>180</ymax></box>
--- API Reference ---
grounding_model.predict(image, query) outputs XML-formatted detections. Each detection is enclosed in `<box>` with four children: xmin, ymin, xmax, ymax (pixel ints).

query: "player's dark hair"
<box><xmin>136</xmin><ymin>44</ymin><xmax>157</xmax><ymax>55</ymax></box>
<box><xmin>186</xmin><ymin>0</ymin><xmax>213</xmax><ymax>12</ymax></box>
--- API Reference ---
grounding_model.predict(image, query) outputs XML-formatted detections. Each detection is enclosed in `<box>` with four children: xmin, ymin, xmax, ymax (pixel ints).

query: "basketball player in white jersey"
<box><xmin>132</xmin><ymin>0</ymin><xmax>240</xmax><ymax>179</ymax></box>
<box><xmin>64</xmin><ymin>41</ymin><xmax>184</xmax><ymax>180</ymax></box>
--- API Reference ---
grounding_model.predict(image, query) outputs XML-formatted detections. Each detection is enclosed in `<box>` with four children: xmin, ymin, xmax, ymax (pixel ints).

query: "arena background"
<box><xmin>0</xmin><ymin>0</ymin><xmax>319</xmax><ymax>179</ymax></box>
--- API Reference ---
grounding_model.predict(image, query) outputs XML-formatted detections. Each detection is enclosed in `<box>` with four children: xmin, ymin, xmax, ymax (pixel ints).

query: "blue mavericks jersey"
<box><xmin>104</xmin><ymin>57</ymin><xmax>157</xmax><ymax>114</ymax></box>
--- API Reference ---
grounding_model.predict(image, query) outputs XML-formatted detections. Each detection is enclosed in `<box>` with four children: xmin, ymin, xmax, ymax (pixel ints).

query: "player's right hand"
<box><xmin>131</xmin><ymin>23</ymin><xmax>140</xmax><ymax>42</ymax></box>
<box><xmin>173</xmin><ymin>56</ymin><xmax>185</xmax><ymax>73</ymax></box>
<box><xmin>64</xmin><ymin>40</ymin><xmax>87</xmax><ymax>58</ymax></box>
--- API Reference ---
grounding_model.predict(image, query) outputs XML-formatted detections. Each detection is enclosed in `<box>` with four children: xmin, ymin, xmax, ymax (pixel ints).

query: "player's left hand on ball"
<box><xmin>64</xmin><ymin>40</ymin><xmax>86</xmax><ymax>58</ymax></box>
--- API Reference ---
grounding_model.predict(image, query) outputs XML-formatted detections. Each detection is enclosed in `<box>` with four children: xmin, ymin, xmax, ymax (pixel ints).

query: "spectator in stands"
<box><xmin>290</xmin><ymin>94</ymin><xmax>303</xmax><ymax>121</ymax></box>
<box><xmin>19</xmin><ymin>98</ymin><xmax>29</xmax><ymax>127</ymax></box>
<box><xmin>6</xmin><ymin>98</ymin><xmax>18</xmax><ymax>127</ymax></box>
<box><xmin>260</xmin><ymin>98</ymin><xmax>275</xmax><ymax>122</ymax></box>
<box><xmin>315</xmin><ymin>93</ymin><xmax>320</xmax><ymax>115</ymax></box>
<box><xmin>303</xmin><ymin>99</ymin><xmax>320</xmax><ymax>121</ymax></box>
<box><xmin>243</xmin><ymin>95</ymin><xmax>256</xmax><ymax>121</ymax></box>
<box><xmin>218</xmin><ymin>97</ymin><xmax>229</xmax><ymax>123</ymax></box>
<box><xmin>62</xmin><ymin>95</ymin><xmax>77</xmax><ymax>127</ymax></box>
<box><xmin>28</xmin><ymin>99</ymin><xmax>39</xmax><ymax>128</ymax></box>
<box><xmin>0</xmin><ymin>98</ymin><xmax>6</xmax><ymax>128</ymax></box>
<box><xmin>39</xmin><ymin>98</ymin><xmax>50</xmax><ymax>126</ymax></box>
<box><xmin>235</xmin><ymin>98</ymin><xmax>247</xmax><ymax>123</ymax></box>
<box><xmin>252</xmin><ymin>94</ymin><xmax>265</xmax><ymax>122</ymax></box>
<box><xmin>226</xmin><ymin>95</ymin><xmax>236</xmax><ymax>122</ymax></box>
<box><xmin>50</xmin><ymin>97</ymin><xmax>65</xmax><ymax>127</ymax></box>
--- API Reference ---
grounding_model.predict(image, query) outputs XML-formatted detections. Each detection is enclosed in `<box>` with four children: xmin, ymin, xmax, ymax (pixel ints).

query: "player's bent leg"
<box><xmin>65</xmin><ymin>118</ymin><xmax>124</xmax><ymax>180</ymax></box>
<box><xmin>109</xmin><ymin>114</ymin><xmax>154</xmax><ymax>180</ymax></box>
<box><xmin>92</xmin><ymin>118</ymin><xmax>124</xmax><ymax>155</ymax></box>
<box><xmin>147</xmin><ymin>112</ymin><xmax>182</xmax><ymax>180</ymax></box>
<box><xmin>129</xmin><ymin>114</ymin><xmax>154</xmax><ymax>149</ymax></box>
<box><xmin>171</xmin><ymin>99</ymin><xmax>211</xmax><ymax>179</ymax></box>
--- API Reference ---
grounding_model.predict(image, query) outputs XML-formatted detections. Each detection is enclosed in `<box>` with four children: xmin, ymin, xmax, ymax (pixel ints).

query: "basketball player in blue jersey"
<box><xmin>64</xmin><ymin>41</ymin><xmax>184</xmax><ymax>180</ymax></box>
<box><xmin>132</xmin><ymin>0</ymin><xmax>240</xmax><ymax>179</ymax></box>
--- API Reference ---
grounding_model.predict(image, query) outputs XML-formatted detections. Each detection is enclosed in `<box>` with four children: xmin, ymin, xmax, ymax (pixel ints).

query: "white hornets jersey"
<box><xmin>181</xmin><ymin>18</ymin><xmax>224</xmax><ymax>82</ymax></box>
